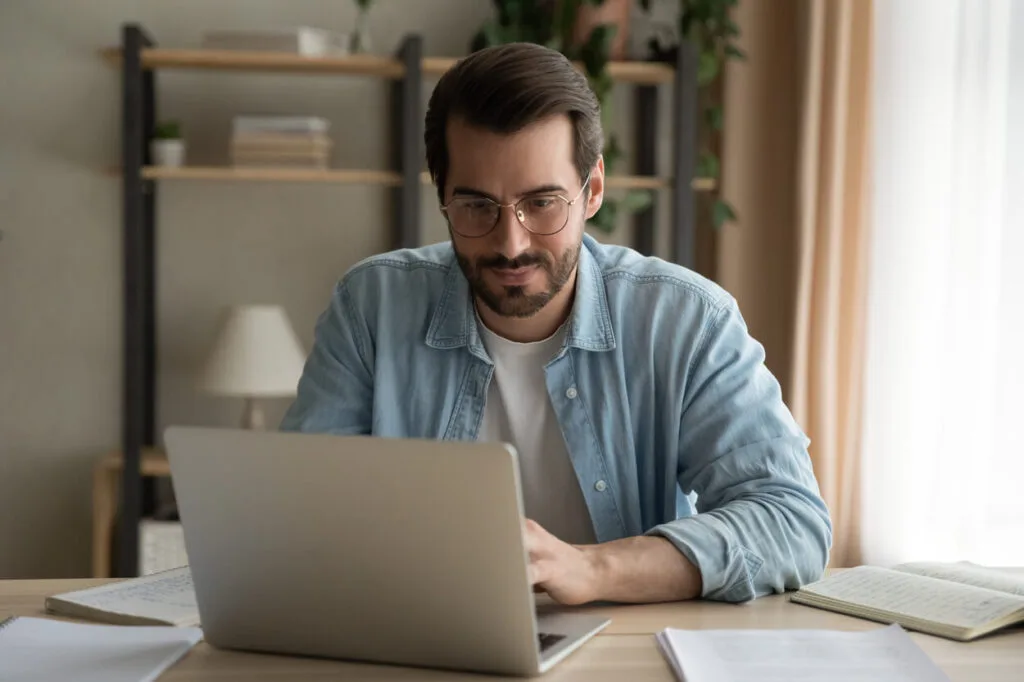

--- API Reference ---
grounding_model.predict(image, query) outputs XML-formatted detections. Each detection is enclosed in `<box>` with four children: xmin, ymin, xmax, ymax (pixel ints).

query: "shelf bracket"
<box><xmin>390</xmin><ymin>35</ymin><xmax>423</xmax><ymax>250</ymax></box>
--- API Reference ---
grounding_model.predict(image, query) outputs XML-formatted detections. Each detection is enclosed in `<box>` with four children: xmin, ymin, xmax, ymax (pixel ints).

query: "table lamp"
<box><xmin>198</xmin><ymin>304</ymin><xmax>307</xmax><ymax>430</ymax></box>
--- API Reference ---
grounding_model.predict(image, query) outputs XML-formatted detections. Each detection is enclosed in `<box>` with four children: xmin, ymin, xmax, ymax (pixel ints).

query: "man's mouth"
<box><xmin>489</xmin><ymin>265</ymin><xmax>538</xmax><ymax>286</ymax></box>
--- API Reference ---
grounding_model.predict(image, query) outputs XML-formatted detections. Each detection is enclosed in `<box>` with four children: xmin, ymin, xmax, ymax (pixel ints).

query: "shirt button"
<box><xmin>566</xmin><ymin>387</ymin><xmax>578</xmax><ymax>399</ymax></box>
<box><xmin>594</xmin><ymin>480</ymin><xmax>607</xmax><ymax>492</ymax></box>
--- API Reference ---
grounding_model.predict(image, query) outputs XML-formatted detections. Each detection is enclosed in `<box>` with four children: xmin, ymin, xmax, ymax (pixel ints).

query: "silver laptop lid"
<box><xmin>164</xmin><ymin>426</ymin><xmax>541</xmax><ymax>675</ymax></box>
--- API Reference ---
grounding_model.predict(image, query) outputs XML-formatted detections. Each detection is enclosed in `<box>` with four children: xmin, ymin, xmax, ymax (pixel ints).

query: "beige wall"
<box><xmin>0</xmin><ymin>1</ymin><xmax>685</xmax><ymax>577</ymax></box>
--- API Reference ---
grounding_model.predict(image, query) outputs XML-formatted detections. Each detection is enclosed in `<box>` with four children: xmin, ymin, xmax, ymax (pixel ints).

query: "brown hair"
<box><xmin>424</xmin><ymin>42</ymin><xmax>603</xmax><ymax>203</ymax></box>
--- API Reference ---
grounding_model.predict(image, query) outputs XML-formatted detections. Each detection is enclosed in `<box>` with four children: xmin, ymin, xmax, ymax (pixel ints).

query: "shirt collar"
<box><xmin>425</xmin><ymin>234</ymin><xmax>616</xmax><ymax>354</ymax></box>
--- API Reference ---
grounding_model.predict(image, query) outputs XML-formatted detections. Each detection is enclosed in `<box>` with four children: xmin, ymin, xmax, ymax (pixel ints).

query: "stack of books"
<box><xmin>230</xmin><ymin>116</ymin><xmax>332</xmax><ymax>169</ymax></box>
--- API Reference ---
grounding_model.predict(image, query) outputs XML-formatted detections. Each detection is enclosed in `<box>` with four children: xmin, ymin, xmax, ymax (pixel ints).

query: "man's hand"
<box><xmin>524</xmin><ymin>518</ymin><xmax>704</xmax><ymax>605</ymax></box>
<box><xmin>523</xmin><ymin>519</ymin><xmax>600</xmax><ymax>606</ymax></box>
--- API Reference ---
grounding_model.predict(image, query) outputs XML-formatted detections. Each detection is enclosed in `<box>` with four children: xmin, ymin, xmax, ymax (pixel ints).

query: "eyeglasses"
<box><xmin>440</xmin><ymin>175</ymin><xmax>591</xmax><ymax>239</ymax></box>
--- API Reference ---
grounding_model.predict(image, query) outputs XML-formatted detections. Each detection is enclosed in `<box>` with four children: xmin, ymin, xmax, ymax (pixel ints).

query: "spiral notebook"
<box><xmin>0</xmin><ymin>616</ymin><xmax>202</xmax><ymax>682</ymax></box>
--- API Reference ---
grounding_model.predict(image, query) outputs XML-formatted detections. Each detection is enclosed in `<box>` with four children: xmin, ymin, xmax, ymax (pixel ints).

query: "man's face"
<box><xmin>443</xmin><ymin>115</ymin><xmax>602</xmax><ymax>319</ymax></box>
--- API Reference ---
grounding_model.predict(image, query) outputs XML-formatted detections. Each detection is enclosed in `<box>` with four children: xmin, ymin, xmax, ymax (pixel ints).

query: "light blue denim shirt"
<box><xmin>280</xmin><ymin>234</ymin><xmax>832</xmax><ymax>602</ymax></box>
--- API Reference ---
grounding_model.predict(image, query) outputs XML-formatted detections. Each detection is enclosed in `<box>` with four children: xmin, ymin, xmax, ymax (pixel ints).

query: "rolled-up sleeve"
<box><xmin>646</xmin><ymin>297</ymin><xmax>832</xmax><ymax>602</ymax></box>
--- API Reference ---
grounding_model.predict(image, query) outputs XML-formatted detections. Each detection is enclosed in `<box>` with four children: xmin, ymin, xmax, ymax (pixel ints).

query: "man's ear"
<box><xmin>584</xmin><ymin>156</ymin><xmax>606</xmax><ymax>220</ymax></box>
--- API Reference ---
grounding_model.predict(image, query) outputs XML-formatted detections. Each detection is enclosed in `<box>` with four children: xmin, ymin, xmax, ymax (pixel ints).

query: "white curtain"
<box><xmin>863</xmin><ymin>0</ymin><xmax>1024</xmax><ymax>567</ymax></box>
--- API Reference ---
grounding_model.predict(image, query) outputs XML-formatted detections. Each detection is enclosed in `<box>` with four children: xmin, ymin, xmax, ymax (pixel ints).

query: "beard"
<box><xmin>455</xmin><ymin>240</ymin><xmax>581</xmax><ymax>319</ymax></box>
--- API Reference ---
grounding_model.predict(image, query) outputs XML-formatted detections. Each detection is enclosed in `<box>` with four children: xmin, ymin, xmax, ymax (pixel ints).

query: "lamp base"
<box><xmin>241</xmin><ymin>397</ymin><xmax>267</xmax><ymax>430</ymax></box>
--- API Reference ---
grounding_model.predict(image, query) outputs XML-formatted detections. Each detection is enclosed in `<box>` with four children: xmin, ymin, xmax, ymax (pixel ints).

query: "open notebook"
<box><xmin>45</xmin><ymin>566</ymin><xmax>199</xmax><ymax>627</ymax></box>
<box><xmin>791</xmin><ymin>562</ymin><xmax>1024</xmax><ymax>641</ymax></box>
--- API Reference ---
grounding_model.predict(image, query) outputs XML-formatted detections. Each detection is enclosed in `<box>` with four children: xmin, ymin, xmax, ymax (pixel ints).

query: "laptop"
<box><xmin>163</xmin><ymin>426</ymin><xmax>611</xmax><ymax>676</ymax></box>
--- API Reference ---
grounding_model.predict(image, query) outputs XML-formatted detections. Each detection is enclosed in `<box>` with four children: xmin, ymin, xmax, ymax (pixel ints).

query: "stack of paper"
<box><xmin>230</xmin><ymin>116</ymin><xmax>332</xmax><ymax>169</ymax></box>
<box><xmin>655</xmin><ymin>624</ymin><xmax>951</xmax><ymax>682</ymax></box>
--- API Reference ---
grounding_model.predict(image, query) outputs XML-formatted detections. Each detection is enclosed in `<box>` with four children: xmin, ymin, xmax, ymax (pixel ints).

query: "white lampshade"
<box><xmin>198</xmin><ymin>305</ymin><xmax>307</xmax><ymax>397</ymax></box>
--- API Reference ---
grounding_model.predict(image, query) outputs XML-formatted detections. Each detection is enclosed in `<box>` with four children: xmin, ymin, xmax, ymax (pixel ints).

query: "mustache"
<box><xmin>477</xmin><ymin>253</ymin><xmax>547</xmax><ymax>270</ymax></box>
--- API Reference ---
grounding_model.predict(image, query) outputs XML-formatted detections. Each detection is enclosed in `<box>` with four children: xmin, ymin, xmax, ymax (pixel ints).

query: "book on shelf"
<box><xmin>232</xmin><ymin>115</ymin><xmax>330</xmax><ymax>136</ymax></box>
<box><xmin>45</xmin><ymin>566</ymin><xmax>199</xmax><ymax>628</ymax></box>
<box><xmin>229</xmin><ymin>116</ymin><xmax>332</xmax><ymax>168</ymax></box>
<box><xmin>791</xmin><ymin>561</ymin><xmax>1024</xmax><ymax>641</ymax></box>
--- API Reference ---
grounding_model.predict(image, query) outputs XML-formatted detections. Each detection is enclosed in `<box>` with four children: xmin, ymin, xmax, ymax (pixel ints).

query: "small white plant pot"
<box><xmin>151</xmin><ymin>139</ymin><xmax>185</xmax><ymax>167</ymax></box>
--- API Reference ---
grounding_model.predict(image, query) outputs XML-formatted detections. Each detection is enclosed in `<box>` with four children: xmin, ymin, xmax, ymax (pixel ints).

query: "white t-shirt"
<box><xmin>476</xmin><ymin>318</ymin><xmax>597</xmax><ymax>546</ymax></box>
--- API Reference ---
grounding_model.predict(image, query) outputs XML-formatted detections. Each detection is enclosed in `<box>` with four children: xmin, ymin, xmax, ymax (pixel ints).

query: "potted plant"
<box><xmin>151</xmin><ymin>121</ymin><xmax>185</xmax><ymax>167</ymax></box>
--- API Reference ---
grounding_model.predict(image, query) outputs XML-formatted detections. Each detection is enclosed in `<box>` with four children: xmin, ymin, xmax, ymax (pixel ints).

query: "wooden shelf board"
<box><xmin>141</xmin><ymin>166</ymin><xmax>403</xmax><ymax>184</ymax></box>
<box><xmin>102</xmin><ymin>47</ymin><xmax>406</xmax><ymax>78</ymax></box>
<box><xmin>122</xmin><ymin>166</ymin><xmax>714</xmax><ymax>191</ymax></box>
<box><xmin>422</xmin><ymin>56</ymin><xmax>674</xmax><ymax>84</ymax></box>
<box><xmin>100</xmin><ymin>447</ymin><xmax>169</xmax><ymax>477</ymax></box>
<box><xmin>102</xmin><ymin>48</ymin><xmax>674</xmax><ymax>83</ymax></box>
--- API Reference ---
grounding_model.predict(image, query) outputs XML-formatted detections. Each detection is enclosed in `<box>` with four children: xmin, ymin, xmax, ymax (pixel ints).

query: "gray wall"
<box><xmin>0</xmin><ymin>1</ymin><xmax>676</xmax><ymax>577</ymax></box>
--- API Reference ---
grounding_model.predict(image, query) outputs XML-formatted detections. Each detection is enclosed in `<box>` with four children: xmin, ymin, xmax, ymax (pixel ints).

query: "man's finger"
<box><xmin>523</xmin><ymin>518</ymin><xmax>547</xmax><ymax>557</ymax></box>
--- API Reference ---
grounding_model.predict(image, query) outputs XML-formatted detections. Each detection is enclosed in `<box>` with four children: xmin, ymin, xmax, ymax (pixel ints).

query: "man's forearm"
<box><xmin>581</xmin><ymin>536</ymin><xmax>702</xmax><ymax>603</ymax></box>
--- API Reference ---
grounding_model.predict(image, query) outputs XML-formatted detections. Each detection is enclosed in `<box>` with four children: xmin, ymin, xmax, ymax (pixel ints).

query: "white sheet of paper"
<box><xmin>0</xmin><ymin>616</ymin><xmax>202</xmax><ymax>682</ymax></box>
<box><xmin>656</xmin><ymin>624</ymin><xmax>950</xmax><ymax>682</ymax></box>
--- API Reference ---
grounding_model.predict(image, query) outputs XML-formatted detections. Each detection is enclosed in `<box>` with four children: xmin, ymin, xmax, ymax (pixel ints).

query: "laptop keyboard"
<box><xmin>538</xmin><ymin>632</ymin><xmax>566</xmax><ymax>652</ymax></box>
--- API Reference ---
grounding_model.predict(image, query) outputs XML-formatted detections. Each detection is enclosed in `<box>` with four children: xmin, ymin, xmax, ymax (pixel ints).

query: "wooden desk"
<box><xmin>2</xmin><ymin>579</ymin><xmax>1022</xmax><ymax>681</ymax></box>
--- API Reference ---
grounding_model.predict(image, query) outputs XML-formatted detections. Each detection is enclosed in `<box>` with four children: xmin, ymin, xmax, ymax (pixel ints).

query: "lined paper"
<box><xmin>47</xmin><ymin>567</ymin><xmax>198</xmax><ymax>626</ymax></box>
<box><xmin>895</xmin><ymin>562</ymin><xmax>1024</xmax><ymax>596</ymax></box>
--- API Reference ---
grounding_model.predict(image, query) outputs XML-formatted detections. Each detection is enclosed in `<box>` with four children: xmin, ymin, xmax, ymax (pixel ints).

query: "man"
<box><xmin>281</xmin><ymin>43</ymin><xmax>831</xmax><ymax>605</ymax></box>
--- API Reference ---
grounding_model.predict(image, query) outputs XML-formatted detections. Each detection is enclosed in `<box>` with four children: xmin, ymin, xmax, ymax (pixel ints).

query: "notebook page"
<box><xmin>895</xmin><ymin>562</ymin><xmax>1024</xmax><ymax>596</ymax></box>
<box><xmin>50</xmin><ymin>567</ymin><xmax>197</xmax><ymax>624</ymax></box>
<box><xmin>0</xmin><ymin>616</ymin><xmax>202</xmax><ymax>682</ymax></box>
<box><xmin>801</xmin><ymin>566</ymin><xmax>1024</xmax><ymax>629</ymax></box>
<box><xmin>657</xmin><ymin>624</ymin><xmax>949</xmax><ymax>682</ymax></box>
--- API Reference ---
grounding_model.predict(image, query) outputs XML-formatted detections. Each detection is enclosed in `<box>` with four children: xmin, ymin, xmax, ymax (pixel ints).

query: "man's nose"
<box><xmin>491</xmin><ymin>204</ymin><xmax>533</xmax><ymax>260</ymax></box>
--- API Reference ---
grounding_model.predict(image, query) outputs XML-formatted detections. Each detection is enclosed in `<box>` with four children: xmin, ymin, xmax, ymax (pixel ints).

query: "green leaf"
<box><xmin>697</xmin><ymin>152</ymin><xmax>719</xmax><ymax>179</ymax></box>
<box><xmin>620</xmin><ymin>190</ymin><xmax>654</xmax><ymax>213</ymax></box>
<box><xmin>679</xmin><ymin>11</ymin><xmax>695</xmax><ymax>39</ymax></box>
<box><xmin>155</xmin><ymin>121</ymin><xmax>181</xmax><ymax>139</ymax></box>
<box><xmin>725</xmin><ymin>43</ymin><xmax>747</xmax><ymax>60</ymax></box>
<box><xmin>482</xmin><ymin>22</ymin><xmax>505</xmax><ymax>46</ymax></box>
<box><xmin>706</xmin><ymin>105</ymin><xmax>724</xmax><ymax>132</ymax></box>
<box><xmin>723</xmin><ymin>18</ymin><xmax>741</xmax><ymax>37</ymax></box>
<box><xmin>580</xmin><ymin>23</ymin><xmax>616</xmax><ymax>76</ymax></box>
<box><xmin>712</xmin><ymin>199</ymin><xmax>738</xmax><ymax>228</ymax></box>
<box><xmin>698</xmin><ymin>51</ymin><xmax>719</xmax><ymax>85</ymax></box>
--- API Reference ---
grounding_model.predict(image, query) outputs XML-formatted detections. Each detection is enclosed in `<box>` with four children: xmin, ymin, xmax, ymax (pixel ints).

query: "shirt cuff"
<box><xmin>645</xmin><ymin>514</ymin><xmax>765</xmax><ymax>603</ymax></box>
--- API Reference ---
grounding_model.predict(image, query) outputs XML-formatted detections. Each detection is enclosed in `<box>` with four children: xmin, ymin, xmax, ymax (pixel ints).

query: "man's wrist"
<box><xmin>578</xmin><ymin>543</ymin><xmax>613</xmax><ymax>603</ymax></box>
<box><xmin>576</xmin><ymin>536</ymin><xmax>703</xmax><ymax>604</ymax></box>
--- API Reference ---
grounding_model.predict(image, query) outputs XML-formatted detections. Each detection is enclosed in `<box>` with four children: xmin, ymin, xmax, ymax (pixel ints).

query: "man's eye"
<box><xmin>528</xmin><ymin>197</ymin><xmax>557</xmax><ymax>209</ymax></box>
